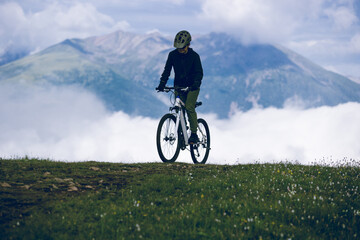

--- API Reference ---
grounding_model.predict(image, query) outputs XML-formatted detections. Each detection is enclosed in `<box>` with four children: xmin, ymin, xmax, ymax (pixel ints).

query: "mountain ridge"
<box><xmin>0</xmin><ymin>30</ymin><xmax>359</xmax><ymax>118</ymax></box>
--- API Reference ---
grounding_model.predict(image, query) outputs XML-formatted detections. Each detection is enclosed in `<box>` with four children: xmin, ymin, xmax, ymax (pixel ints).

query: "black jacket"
<box><xmin>160</xmin><ymin>48</ymin><xmax>203</xmax><ymax>89</ymax></box>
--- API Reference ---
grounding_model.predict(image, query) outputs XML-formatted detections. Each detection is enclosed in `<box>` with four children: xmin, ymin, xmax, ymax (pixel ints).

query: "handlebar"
<box><xmin>156</xmin><ymin>86</ymin><xmax>202</xmax><ymax>108</ymax></box>
<box><xmin>156</xmin><ymin>86</ymin><xmax>189</xmax><ymax>93</ymax></box>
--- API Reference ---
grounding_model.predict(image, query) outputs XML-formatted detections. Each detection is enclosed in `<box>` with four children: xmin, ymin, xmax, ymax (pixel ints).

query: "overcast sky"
<box><xmin>0</xmin><ymin>0</ymin><xmax>360</xmax><ymax>78</ymax></box>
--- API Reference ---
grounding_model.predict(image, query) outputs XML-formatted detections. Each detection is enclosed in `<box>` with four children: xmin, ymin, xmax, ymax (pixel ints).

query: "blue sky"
<box><xmin>0</xmin><ymin>0</ymin><xmax>360</xmax><ymax>78</ymax></box>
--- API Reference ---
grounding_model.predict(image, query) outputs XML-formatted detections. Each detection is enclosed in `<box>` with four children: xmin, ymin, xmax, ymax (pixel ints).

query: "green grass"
<box><xmin>1</xmin><ymin>158</ymin><xmax>359</xmax><ymax>239</ymax></box>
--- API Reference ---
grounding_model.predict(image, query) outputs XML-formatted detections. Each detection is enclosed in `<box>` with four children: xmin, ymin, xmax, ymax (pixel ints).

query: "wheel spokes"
<box><xmin>160</xmin><ymin>118</ymin><xmax>178</xmax><ymax>159</ymax></box>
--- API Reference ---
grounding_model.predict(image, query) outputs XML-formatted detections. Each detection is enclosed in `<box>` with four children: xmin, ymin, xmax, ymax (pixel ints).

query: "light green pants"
<box><xmin>178</xmin><ymin>89</ymin><xmax>200</xmax><ymax>133</ymax></box>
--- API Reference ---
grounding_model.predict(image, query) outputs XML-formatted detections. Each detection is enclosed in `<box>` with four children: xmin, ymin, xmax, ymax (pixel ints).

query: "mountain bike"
<box><xmin>156</xmin><ymin>86</ymin><xmax>211</xmax><ymax>164</ymax></box>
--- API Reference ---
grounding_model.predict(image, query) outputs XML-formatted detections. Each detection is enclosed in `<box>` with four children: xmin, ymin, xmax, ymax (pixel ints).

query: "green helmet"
<box><xmin>174</xmin><ymin>30</ymin><xmax>191</xmax><ymax>49</ymax></box>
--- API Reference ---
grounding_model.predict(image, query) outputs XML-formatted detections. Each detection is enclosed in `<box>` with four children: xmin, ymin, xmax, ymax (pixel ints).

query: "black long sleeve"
<box><xmin>159</xmin><ymin>48</ymin><xmax>203</xmax><ymax>88</ymax></box>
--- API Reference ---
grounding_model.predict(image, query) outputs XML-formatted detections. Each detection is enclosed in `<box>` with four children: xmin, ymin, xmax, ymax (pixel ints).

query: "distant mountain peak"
<box><xmin>1</xmin><ymin>31</ymin><xmax>359</xmax><ymax>118</ymax></box>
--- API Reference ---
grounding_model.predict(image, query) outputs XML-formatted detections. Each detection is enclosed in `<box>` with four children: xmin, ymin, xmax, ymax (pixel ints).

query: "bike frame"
<box><xmin>171</xmin><ymin>92</ymin><xmax>207</xmax><ymax>148</ymax></box>
<box><xmin>173</xmin><ymin>96</ymin><xmax>189</xmax><ymax>145</ymax></box>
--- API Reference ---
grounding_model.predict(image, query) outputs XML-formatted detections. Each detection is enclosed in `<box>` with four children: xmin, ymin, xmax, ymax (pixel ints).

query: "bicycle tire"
<box><xmin>190</xmin><ymin>118</ymin><xmax>210</xmax><ymax>164</ymax></box>
<box><xmin>156</xmin><ymin>114</ymin><xmax>181</xmax><ymax>162</ymax></box>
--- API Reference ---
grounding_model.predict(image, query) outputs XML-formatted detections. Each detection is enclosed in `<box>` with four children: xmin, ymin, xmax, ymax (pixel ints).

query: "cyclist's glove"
<box><xmin>156</xmin><ymin>82</ymin><xmax>165</xmax><ymax>92</ymax></box>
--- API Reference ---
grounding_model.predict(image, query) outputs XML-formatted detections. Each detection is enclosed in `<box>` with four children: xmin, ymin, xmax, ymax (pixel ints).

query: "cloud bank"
<box><xmin>1</xmin><ymin>84</ymin><xmax>359</xmax><ymax>165</ymax></box>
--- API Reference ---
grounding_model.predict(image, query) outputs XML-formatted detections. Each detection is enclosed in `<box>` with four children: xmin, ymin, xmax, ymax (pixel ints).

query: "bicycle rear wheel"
<box><xmin>190</xmin><ymin>118</ymin><xmax>210</xmax><ymax>164</ymax></box>
<box><xmin>156</xmin><ymin>114</ymin><xmax>180</xmax><ymax>162</ymax></box>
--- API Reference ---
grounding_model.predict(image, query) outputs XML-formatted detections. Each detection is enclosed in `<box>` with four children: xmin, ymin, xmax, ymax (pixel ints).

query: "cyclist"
<box><xmin>157</xmin><ymin>30</ymin><xmax>204</xmax><ymax>144</ymax></box>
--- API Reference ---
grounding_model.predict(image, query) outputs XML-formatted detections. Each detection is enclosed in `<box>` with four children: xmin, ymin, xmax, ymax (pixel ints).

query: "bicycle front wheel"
<box><xmin>156</xmin><ymin>114</ymin><xmax>180</xmax><ymax>162</ymax></box>
<box><xmin>190</xmin><ymin>118</ymin><xmax>210</xmax><ymax>164</ymax></box>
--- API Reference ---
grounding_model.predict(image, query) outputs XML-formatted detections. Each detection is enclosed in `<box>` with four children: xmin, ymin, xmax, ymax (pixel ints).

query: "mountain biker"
<box><xmin>157</xmin><ymin>30</ymin><xmax>203</xmax><ymax>144</ymax></box>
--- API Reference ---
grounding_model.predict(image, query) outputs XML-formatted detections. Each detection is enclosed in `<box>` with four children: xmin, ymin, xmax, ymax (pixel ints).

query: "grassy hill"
<box><xmin>1</xmin><ymin>158</ymin><xmax>359</xmax><ymax>239</ymax></box>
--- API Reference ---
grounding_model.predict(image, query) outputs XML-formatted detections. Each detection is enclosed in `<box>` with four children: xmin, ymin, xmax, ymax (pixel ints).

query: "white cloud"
<box><xmin>0</xmin><ymin>83</ymin><xmax>159</xmax><ymax>162</ymax></box>
<box><xmin>198</xmin><ymin>0</ymin><xmax>360</xmax><ymax>77</ymax></box>
<box><xmin>0</xmin><ymin>1</ymin><xmax>130</xmax><ymax>54</ymax></box>
<box><xmin>325</xmin><ymin>5</ymin><xmax>358</xmax><ymax>30</ymax></box>
<box><xmin>0</xmin><ymin>83</ymin><xmax>359</xmax><ymax>166</ymax></box>
<box><xmin>0</xmin><ymin>2</ymin><xmax>28</xmax><ymax>50</ymax></box>
<box><xmin>351</xmin><ymin>33</ymin><xmax>360</xmax><ymax>52</ymax></box>
<box><xmin>199</xmin><ymin>0</ymin><xmax>360</xmax><ymax>43</ymax></box>
<box><xmin>199</xmin><ymin>0</ymin><xmax>324</xmax><ymax>44</ymax></box>
<box><xmin>287</xmin><ymin>34</ymin><xmax>360</xmax><ymax>77</ymax></box>
<box><xmin>154</xmin><ymin>0</ymin><xmax>185</xmax><ymax>5</ymax></box>
<box><xmin>206</xmin><ymin>103</ymin><xmax>360</xmax><ymax>165</ymax></box>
